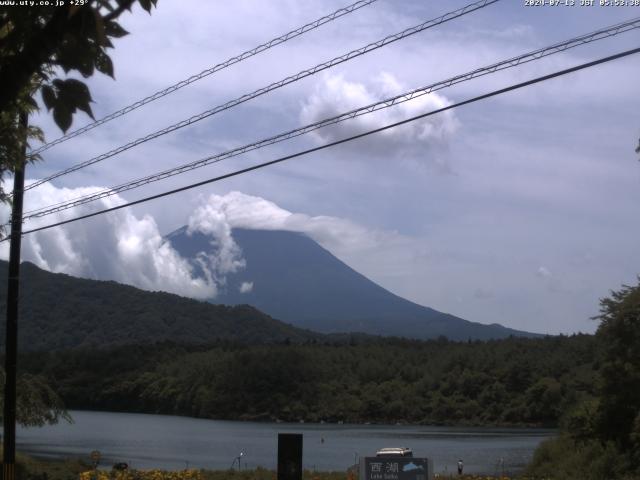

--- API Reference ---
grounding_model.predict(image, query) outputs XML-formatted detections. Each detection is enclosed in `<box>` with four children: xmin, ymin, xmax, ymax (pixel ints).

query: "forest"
<box><xmin>0</xmin><ymin>261</ymin><xmax>320</xmax><ymax>350</ymax></box>
<box><xmin>19</xmin><ymin>334</ymin><xmax>597</xmax><ymax>427</ymax></box>
<box><xmin>5</xmin><ymin>280</ymin><xmax>640</xmax><ymax>479</ymax></box>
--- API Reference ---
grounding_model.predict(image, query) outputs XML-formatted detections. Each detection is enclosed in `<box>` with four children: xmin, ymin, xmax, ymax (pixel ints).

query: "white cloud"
<box><xmin>0</xmin><ymin>181</ymin><xmax>244</xmax><ymax>299</ymax></box>
<box><xmin>2</xmin><ymin>187</ymin><xmax>406</xmax><ymax>303</ymax></box>
<box><xmin>299</xmin><ymin>72</ymin><xmax>459</xmax><ymax>164</ymax></box>
<box><xmin>537</xmin><ymin>266</ymin><xmax>552</xmax><ymax>278</ymax></box>
<box><xmin>186</xmin><ymin>191</ymin><xmax>412</xmax><ymax>258</ymax></box>
<box><xmin>3</xmin><ymin>183</ymin><xmax>635</xmax><ymax>336</ymax></box>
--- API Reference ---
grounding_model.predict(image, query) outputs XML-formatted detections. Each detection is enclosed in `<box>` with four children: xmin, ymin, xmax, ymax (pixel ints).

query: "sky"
<box><xmin>3</xmin><ymin>0</ymin><xmax>640</xmax><ymax>335</ymax></box>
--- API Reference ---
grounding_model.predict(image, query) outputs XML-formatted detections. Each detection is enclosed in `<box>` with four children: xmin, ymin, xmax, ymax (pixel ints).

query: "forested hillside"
<box><xmin>19</xmin><ymin>335</ymin><xmax>597</xmax><ymax>427</ymax></box>
<box><xmin>0</xmin><ymin>261</ymin><xmax>318</xmax><ymax>350</ymax></box>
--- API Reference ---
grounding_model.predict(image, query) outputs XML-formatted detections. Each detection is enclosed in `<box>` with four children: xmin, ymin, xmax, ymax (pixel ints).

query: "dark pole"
<box><xmin>3</xmin><ymin>111</ymin><xmax>27</xmax><ymax>479</ymax></box>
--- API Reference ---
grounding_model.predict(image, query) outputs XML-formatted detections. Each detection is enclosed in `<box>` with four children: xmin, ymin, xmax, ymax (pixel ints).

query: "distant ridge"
<box><xmin>0</xmin><ymin>260</ymin><xmax>318</xmax><ymax>351</ymax></box>
<box><xmin>168</xmin><ymin>227</ymin><xmax>540</xmax><ymax>340</ymax></box>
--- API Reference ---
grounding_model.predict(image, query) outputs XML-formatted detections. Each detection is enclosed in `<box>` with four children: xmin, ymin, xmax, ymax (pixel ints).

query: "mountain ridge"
<box><xmin>0</xmin><ymin>260</ymin><xmax>319</xmax><ymax>351</ymax></box>
<box><xmin>168</xmin><ymin>226</ymin><xmax>540</xmax><ymax>340</ymax></box>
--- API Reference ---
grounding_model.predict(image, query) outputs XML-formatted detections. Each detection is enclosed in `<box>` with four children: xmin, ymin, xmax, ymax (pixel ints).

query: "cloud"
<box><xmin>0</xmin><ymin>181</ymin><xmax>244</xmax><ymax>299</ymax></box>
<box><xmin>3</xmin><ymin>183</ymin><xmax>633</xmax><ymax>336</ymax></box>
<box><xmin>186</xmin><ymin>191</ymin><xmax>410</xmax><ymax>257</ymax></box>
<box><xmin>299</xmin><ymin>72</ymin><xmax>459</xmax><ymax>165</ymax></box>
<box><xmin>2</xmin><ymin>187</ymin><xmax>403</xmax><ymax>303</ymax></box>
<box><xmin>536</xmin><ymin>266</ymin><xmax>552</xmax><ymax>278</ymax></box>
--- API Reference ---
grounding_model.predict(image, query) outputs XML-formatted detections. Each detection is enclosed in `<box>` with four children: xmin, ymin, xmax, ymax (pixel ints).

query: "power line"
<box><xmin>29</xmin><ymin>0</ymin><xmax>379</xmax><ymax>156</ymax></box>
<box><xmin>24</xmin><ymin>0</ymin><xmax>500</xmax><ymax>193</ymax></box>
<box><xmin>21</xmin><ymin>16</ymin><xmax>640</xmax><ymax>220</ymax></box>
<box><xmin>9</xmin><ymin>46</ymin><xmax>639</xmax><ymax>240</ymax></box>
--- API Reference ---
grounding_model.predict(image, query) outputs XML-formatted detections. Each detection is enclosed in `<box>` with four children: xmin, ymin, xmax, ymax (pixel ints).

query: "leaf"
<box><xmin>115</xmin><ymin>0</ymin><xmax>135</xmax><ymax>8</ymax></box>
<box><xmin>104</xmin><ymin>20</ymin><xmax>128</xmax><ymax>38</ymax></box>
<box><xmin>92</xmin><ymin>9</ymin><xmax>107</xmax><ymax>46</ymax></box>
<box><xmin>27</xmin><ymin>125</ymin><xmax>45</xmax><ymax>144</ymax></box>
<box><xmin>60</xmin><ymin>79</ymin><xmax>93</xmax><ymax>102</ymax></box>
<box><xmin>95</xmin><ymin>50</ymin><xmax>114</xmax><ymax>78</ymax></box>
<box><xmin>76</xmin><ymin>57</ymin><xmax>95</xmax><ymax>77</ymax></box>
<box><xmin>76</xmin><ymin>101</ymin><xmax>94</xmax><ymax>119</ymax></box>
<box><xmin>41</xmin><ymin>85</ymin><xmax>56</xmax><ymax>111</ymax></box>
<box><xmin>53</xmin><ymin>105</ymin><xmax>73</xmax><ymax>133</ymax></box>
<box><xmin>57</xmin><ymin>79</ymin><xmax>95</xmax><ymax>120</ymax></box>
<box><xmin>56</xmin><ymin>33</ymin><xmax>83</xmax><ymax>73</ymax></box>
<box><xmin>24</xmin><ymin>95</ymin><xmax>39</xmax><ymax>110</ymax></box>
<box><xmin>57</xmin><ymin>35</ymin><xmax>98</xmax><ymax>78</ymax></box>
<box><xmin>138</xmin><ymin>0</ymin><xmax>153</xmax><ymax>13</ymax></box>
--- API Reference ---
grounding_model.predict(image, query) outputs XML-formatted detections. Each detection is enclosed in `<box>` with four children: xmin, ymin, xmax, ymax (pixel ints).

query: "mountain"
<box><xmin>167</xmin><ymin>227</ymin><xmax>538</xmax><ymax>340</ymax></box>
<box><xmin>0</xmin><ymin>260</ymin><xmax>318</xmax><ymax>351</ymax></box>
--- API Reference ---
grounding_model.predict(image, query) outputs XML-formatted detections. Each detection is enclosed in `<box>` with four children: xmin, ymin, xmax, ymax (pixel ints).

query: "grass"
<box><xmin>1</xmin><ymin>452</ymin><xmax>90</xmax><ymax>480</ymax></box>
<box><xmin>2</xmin><ymin>451</ymin><xmax>576</xmax><ymax>480</ymax></box>
<box><xmin>4</xmin><ymin>454</ymin><xmax>545</xmax><ymax>480</ymax></box>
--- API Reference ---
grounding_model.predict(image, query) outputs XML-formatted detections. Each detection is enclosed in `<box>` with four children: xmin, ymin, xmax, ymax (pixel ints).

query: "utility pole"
<box><xmin>3</xmin><ymin>111</ymin><xmax>27</xmax><ymax>480</ymax></box>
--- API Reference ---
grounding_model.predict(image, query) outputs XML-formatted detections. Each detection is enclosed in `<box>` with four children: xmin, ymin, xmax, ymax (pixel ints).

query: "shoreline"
<box><xmin>52</xmin><ymin>408</ymin><xmax>560</xmax><ymax>431</ymax></box>
<box><xmin>17</xmin><ymin>410</ymin><xmax>553</xmax><ymax>474</ymax></box>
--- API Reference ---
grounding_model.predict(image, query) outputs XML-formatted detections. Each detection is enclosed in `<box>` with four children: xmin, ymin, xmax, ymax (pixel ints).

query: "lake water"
<box><xmin>17</xmin><ymin>411</ymin><xmax>554</xmax><ymax>475</ymax></box>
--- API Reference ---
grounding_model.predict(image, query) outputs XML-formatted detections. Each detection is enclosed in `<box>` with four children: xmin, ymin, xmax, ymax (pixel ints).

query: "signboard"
<box><xmin>359</xmin><ymin>457</ymin><xmax>433</xmax><ymax>480</ymax></box>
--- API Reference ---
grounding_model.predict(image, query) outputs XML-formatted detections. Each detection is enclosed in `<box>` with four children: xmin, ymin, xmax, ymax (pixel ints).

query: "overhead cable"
<box><xmin>29</xmin><ymin>0</ymin><xmax>380</xmax><ymax>156</ymax></box>
<box><xmin>9</xmin><ymin>46</ymin><xmax>639</xmax><ymax>240</ymax></box>
<box><xmin>22</xmin><ymin>17</ymin><xmax>640</xmax><ymax>220</ymax></box>
<box><xmin>24</xmin><ymin>0</ymin><xmax>500</xmax><ymax>192</ymax></box>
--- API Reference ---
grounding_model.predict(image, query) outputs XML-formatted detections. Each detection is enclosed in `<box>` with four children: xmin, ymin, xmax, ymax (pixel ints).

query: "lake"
<box><xmin>17</xmin><ymin>411</ymin><xmax>554</xmax><ymax>475</ymax></box>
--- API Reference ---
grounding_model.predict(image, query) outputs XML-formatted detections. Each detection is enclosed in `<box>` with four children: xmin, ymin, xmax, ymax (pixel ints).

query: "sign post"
<box><xmin>90</xmin><ymin>450</ymin><xmax>101</xmax><ymax>480</ymax></box>
<box><xmin>277</xmin><ymin>433</ymin><xmax>302</xmax><ymax>480</ymax></box>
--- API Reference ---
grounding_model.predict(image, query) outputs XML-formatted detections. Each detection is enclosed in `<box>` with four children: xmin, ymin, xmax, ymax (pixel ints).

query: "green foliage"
<box><xmin>41</xmin><ymin>79</ymin><xmax>95</xmax><ymax>132</ymax></box>
<box><xmin>0</xmin><ymin>261</ymin><xmax>318</xmax><ymax>350</ymax></box>
<box><xmin>0</xmin><ymin>0</ymin><xmax>158</xmax><ymax>205</ymax></box>
<box><xmin>528</xmin><ymin>280</ymin><xmax>640</xmax><ymax>479</ymax></box>
<box><xmin>0</xmin><ymin>0</ymin><xmax>158</xmax><ymax>125</ymax></box>
<box><xmin>526</xmin><ymin>434</ymin><xmax>632</xmax><ymax>480</ymax></box>
<box><xmin>19</xmin><ymin>335</ymin><xmax>597</xmax><ymax>427</ymax></box>
<box><xmin>562</xmin><ymin>398</ymin><xmax>600</xmax><ymax>444</ymax></box>
<box><xmin>591</xmin><ymin>280</ymin><xmax>640</xmax><ymax>477</ymax></box>
<box><xmin>0</xmin><ymin>79</ymin><xmax>44</xmax><ymax>209</ymax></box>
<box><xmin>593</xmin><ymin>280</ymin><xmax>640</xmax><ymax>453</ymax></box>
<box><xmin>1</xmin><ymin>452</ymin><xmax>89</xmax><ymax>480</ymax></box>
<box><xmin>0</xmin><ymin>368</ymin><xmax>71</xmax><ymax>427</ymax></box>
<box><xmin>200</xmin><ymin>469</ymin><xmax>348</xmax><ymax>480</ymax></box>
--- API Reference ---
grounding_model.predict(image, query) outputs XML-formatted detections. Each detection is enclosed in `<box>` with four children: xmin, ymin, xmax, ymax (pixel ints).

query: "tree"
<box><xmin>0</xmin><ymin>369</ymin><xmax>70</xmax><ymax>427</ymax></box>
<box><xmin>0</xmin><ymin>0</ymin><xmax>158</xmax><ymax>441</ymax></box>
<box><xmin>0</xmin><ymin>0</ymin><xmax>158</xmax><ymax>202</ymax></box>
<box><xmin>594</xmin><ymin>280</ymin><xmax>640</xmax><ymax>458</ymax></box>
